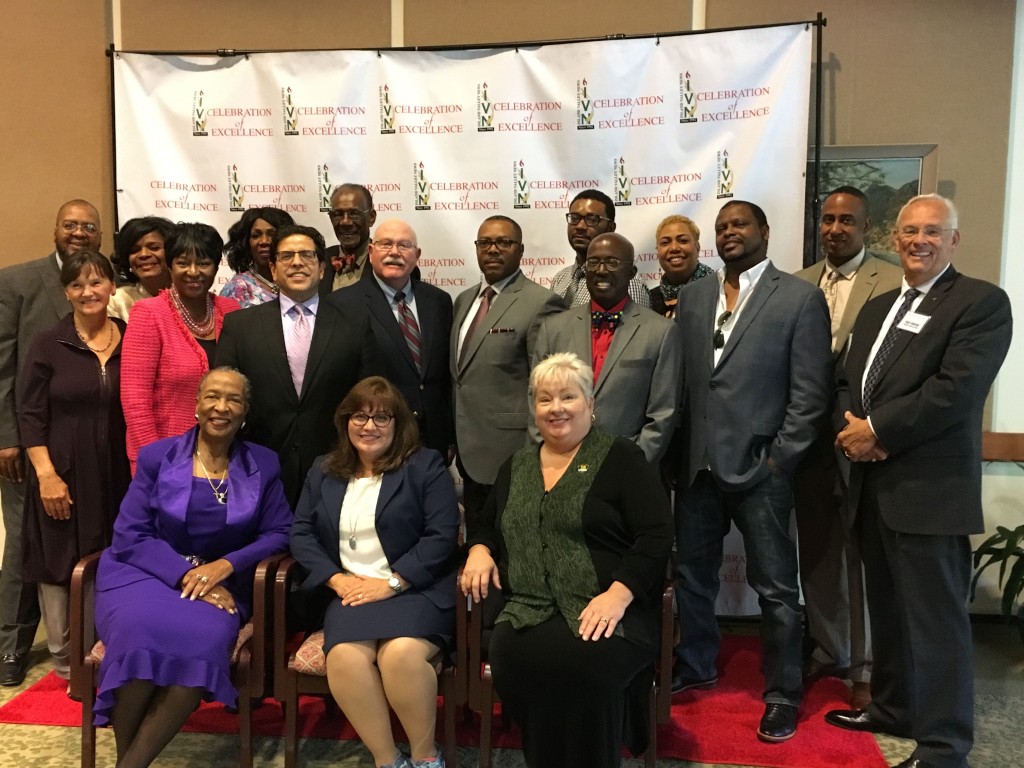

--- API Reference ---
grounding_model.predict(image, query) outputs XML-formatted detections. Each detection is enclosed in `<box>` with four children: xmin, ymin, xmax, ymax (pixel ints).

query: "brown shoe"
<box><xmin>850</xmin><ymin>681</ymin><xmax>871</xmax><ymax>710</ymax></box>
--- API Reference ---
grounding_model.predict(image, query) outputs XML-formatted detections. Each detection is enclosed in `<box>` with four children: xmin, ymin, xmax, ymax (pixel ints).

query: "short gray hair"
<box><xmin>529</xmin><ymin>352</ymin><xmax>594</xmax><ymax>402</ymax></box>
<box><xmin>197</xmin><ymin>366</ymin><xmax>252</xmax><ymax>408</ymax></box>
<box><xmin>897</xmin><ymin>193</ymin><xmax>959</xmax><ymax>229</ymax></box>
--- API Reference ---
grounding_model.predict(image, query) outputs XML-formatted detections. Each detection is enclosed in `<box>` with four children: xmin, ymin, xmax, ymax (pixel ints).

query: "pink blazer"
<box><xmin>121</xmin><ymin>290</ymin><xmax>241</xmax><ymax>473</ymax></box>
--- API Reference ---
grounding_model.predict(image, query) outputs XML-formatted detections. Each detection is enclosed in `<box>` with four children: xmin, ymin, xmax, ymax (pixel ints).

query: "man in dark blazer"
<box><xmin>826</xmin><ymin>195</ymin><xmax>1012</xmax><ymax>768</ymax></box>
<box><xmin>216</xmin><ymin>224</ymin><xmax>379</xmax><ymax>509</ymax></box>
<box><xmin>532</xmin><ymin>232</ymin><xmax>680</xmax><ymax>464</ymax></box>
<box><xmin>321</xmin><ymin>183</ymin><xmax>376</xmax><ymax>297</ymax></box>
<box><xmin>672</xmin><ymin>200</ymin><xmax>833</xmax><ymax>742</ymax></box>
<box><xmin>331</xmin><ymin>219</ymin><xmax>453</xmax><ymax>458</ymax></box>
<box><xmin>793</xmin><ymin>186</ymin><xmax>904</xmax><ymax>709</ymax></box>
<box><xmin>0</xmin><ymin>199</ymin><xmax>101</xmax><ymax>686</ymax></box>
<box><xmin>452</xmin><ymin>215</ymin><xmax>566</xmax><ymax>517</ymax></box>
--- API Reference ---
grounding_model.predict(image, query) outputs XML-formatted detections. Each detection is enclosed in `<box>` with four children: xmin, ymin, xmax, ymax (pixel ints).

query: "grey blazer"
<box><xmin>451</xmin><ymin>270</ymin><xmax>565</xmax><ymax>485</ymax></box>
<box><xmin>673</xmin><ymin>261</ymin><xmax>833</xmax><ymax>491</ymax></box>
<box><xmin>0</xmin><ymin>253</ymin><xmax>70</xmax><ymax>447</ymax></box>
<box><xmin>794</xmin><ymin>251</ymin><xmax>904</xmax><ymax>361</ymax></box>
<box><xmin>532</xmin><ymin>300</ymin><xmax>681</xmax><ymax>464</ymax></box>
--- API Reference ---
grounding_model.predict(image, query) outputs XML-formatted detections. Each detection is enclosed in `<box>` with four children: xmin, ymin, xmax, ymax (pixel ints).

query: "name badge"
<box><xmin>897</xmin><ymin>312</ymin><xmax>929</xmax><ymax>334</ymax></box>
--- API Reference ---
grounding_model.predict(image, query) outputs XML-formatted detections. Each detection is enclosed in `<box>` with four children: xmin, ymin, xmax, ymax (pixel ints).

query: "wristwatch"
<box><xmin>387</xmin><ymin>575</ymin><xmax>404</xmax><ymax>594</ymax></box>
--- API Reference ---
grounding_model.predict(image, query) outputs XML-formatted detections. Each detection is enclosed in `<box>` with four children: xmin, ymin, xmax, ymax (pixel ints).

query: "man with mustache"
<box><xmin>532</xmin><ymin>232</ymin><xmax>681</xmax><ymax>465</ymax></box>
<box><xmin>792</xmin><ymin>186</ymin><xmax>903</xmax><ymax>710</ymax></box>
<box><xmin>671</xmin><ymin>200</ymin><xmax>832</xmax><ymax>742</ymax></box>
<box><xmin>0</xmin><ymin>199</ymin><xmax>102</xmax><ymax>686</ymax></box>
<box><xmin>331</xmin><ymin>219</ymin><xmax>454</xmax><ymax>459</ymax></box>
<box><xmin>322</xmin><ymin>183</ymin><xmax>376</xmax><ymax>296</ymax></box>
<box><xmin>216</xmin><ymin>224</ymin><xmax>379</xmax><ymax>509</ymax></box>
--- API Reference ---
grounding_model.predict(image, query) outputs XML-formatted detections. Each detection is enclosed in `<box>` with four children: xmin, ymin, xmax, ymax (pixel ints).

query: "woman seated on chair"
<box><xmin>462</xmin><ymin>352</ymin><xmax>673</xmax><ymax>768</ymax></box>
<box><xmin>290</xmin><ymin>376</ymin><xmax>460</xmax><ymax>768</ymax></box>
<box><xmin>93</xmin><ymin>367</ymin><xmax>291</xmax><ymax>768</ymax></box>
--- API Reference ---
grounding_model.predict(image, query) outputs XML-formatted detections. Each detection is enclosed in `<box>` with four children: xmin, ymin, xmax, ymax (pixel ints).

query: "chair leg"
<box><xmin>284</xmin><ymin>667</ymin><xmax>298</xmax><ymax>768</ymax></box>
<box><xmin>442</xmin><ymin>670</ymin><xmax>458</xmax><ymax>768</ymax></box>
<box><xmin>81</xmin><ymin>671</ymin><xmax>96</xmax><ymax>768</ymax></box>
<box><xmin>479</xmin><ymin>675</ymin><xmax>494</xmax><ymax>768</ymax></box>
<box><xmin>237</xmin><ymin>650</ymin><xmax>252</xmax><ymax>768</ymax></box>
<box><xmin>644</xmin><ymin>680</ymin><xmax>657</xmax><ymax>768</ymax></box>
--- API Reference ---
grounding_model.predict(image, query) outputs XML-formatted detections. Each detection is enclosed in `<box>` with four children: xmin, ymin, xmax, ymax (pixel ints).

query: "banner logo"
<box><xmin>513</xmin><ymin>160</ymin><xmax>530</xmax><ymax>209</ymax></box>
<box><xmin>477</xmin><ymin>82</ymin><xmax>494</xmax><ymax>132</ymax></box>
<box><xmin>614</xmin><ymin>157</ymin><xmax>631</xmax><ymax>206</ymax></box>
<box><xmin>282</xmin><ymin>87</ymin><xmax>299</xmax><ymax>135</ymax></box>
<box><xmin>318</xmin><ymin>164</ymin><xmax>332</xmax><ymax>212</ymax></box>
<box><xmin>227</xmin><ymin>165</ymin><xmax>244</xmax><ymax>211</ymax></box>
<box><xmin>717</xmin><ymin>150</ymin><xmax>734</xmax><ymax>199</ymax></box>
<box><xmin>679</xmin><ymin>71</ymin><xmax>698</xmax><ymax>124</ymax></box>
<box><xmin>414</xmin><ymin>163</ymin><xmax>431</xmax><ymax>210</ymax></box>
<box><xmin>192</xmin><ymin>91</ymin><xmax>208</xmax><ymax>136</ymax></box>
<box><xmin>576</xmin><ymin>79</ymin><xmax>594</xmax><ymax>130</ymax></box>
<box><xmin>380</xmin><ymin>85</ymin><xmax>396</xmax><ymax>134</ymax></box>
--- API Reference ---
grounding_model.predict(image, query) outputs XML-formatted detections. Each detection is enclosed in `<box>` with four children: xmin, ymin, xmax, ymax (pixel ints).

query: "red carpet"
<box><xmin>0</xmin><ymin>635</ymin><xmax>886</xmax><ymax>768</ymax></box>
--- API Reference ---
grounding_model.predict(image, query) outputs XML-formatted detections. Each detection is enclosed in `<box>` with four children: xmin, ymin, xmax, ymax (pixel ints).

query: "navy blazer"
<box><xmin>290</xmin><ymin>448</ymin><xmax>460</xmax><ymax>611</ymax></box>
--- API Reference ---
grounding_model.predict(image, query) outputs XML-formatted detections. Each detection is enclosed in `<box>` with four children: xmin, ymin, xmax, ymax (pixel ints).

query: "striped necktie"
<box><xmin>395</xmin><ymin>290</ymin><xmax>422</xmax><ymax>374</ymax></box>
<box><xmin>862</xmin><ymin>288</ymin><xmax>920</xmax><ymax>412</ymax></box>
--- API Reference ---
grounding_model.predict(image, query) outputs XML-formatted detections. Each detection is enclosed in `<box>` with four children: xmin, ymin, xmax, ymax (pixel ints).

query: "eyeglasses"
<box><xmin>274</xmin><ymin>250</ymin><xmax>319</xmax><ymax>264</ymax></box>
<box><xmin>60</xmin><ymin>220</ymin><xmax>99</xmax><ymax>234</ymax></box>
<box><xmin>713</xmin><ymin>310</ymin><xmax>733</xmax><ymax>349</ymax></box>
<box><xmin>474</xmin><ymin>238</ymin><xmax>520</xmax><ymax>252</ymax></box>
<box><xmin>329</xmin><ymin>208</ymin><xmax>371</xmax><ymax>224</ymax></box>
<box><xmin>373</xmin><ymin>240</ymin><xmax>416</xmax><ymax>254</ymax></box>
<box><xmin>566</xmin><ymin>212</ymin><xmax>612</xmax><ymax>227</ymax></box>
<box><xmin>585</xmin><ymin>257</ymin><xmax>625</xmax><ymax>271</ymax></box>
<box><xmin>350</xmin><ymin>411</ymin><xmax>394</xmax><ymax>427</ymax></box>
<box><xmin>896</xmin><ymin>226</ymin><xmax>953</xmax><ymax>241</ymax></box>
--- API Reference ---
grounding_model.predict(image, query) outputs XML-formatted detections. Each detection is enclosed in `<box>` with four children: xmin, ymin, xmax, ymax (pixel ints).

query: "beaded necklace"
<box><xmin>170</xmin><ymin>287</ymin><xmax>215</xmax><ymax>337</ymax></box>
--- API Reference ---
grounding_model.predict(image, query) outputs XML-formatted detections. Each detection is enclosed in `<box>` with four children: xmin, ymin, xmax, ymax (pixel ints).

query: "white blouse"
<box><xmin>338</xmin><ymin>475</ymin><xmax>390</xmax><ymax>579</ymax></box>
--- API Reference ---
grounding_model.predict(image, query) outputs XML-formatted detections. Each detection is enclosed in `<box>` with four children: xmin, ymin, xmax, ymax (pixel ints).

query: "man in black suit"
<box><xmin>321</xmin><ymin>183</ymin><xmax>377</xmax><ymax>297</ymax></box>
<box><xmin>0</xmin><ymin>199</ymin><xmax>101</xmax><ymax>686</ymax></box>
<box><xmin>216</xmin><ymin>224</ymin><xmax>378</xmax><ymax>509</ymax></box>
<box><xmin>331</xmin><ymin>219</ymin><xmax>453</xmax><ymax>458</ymax></box>
<box><xmin>826</xmin><ymin>194</ymin><xmax>1012</xmax><ymax>768</ymax></box>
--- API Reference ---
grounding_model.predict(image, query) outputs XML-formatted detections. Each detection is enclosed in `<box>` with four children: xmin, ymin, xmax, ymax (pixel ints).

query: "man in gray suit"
<box><xmin>452</xmin><ymin>215</ymin><xmax>566</xmax><ymax>516</ymax></box>
<box><xmin>533</xmin><ymin>233</ymin><xmax>680</xmax><ymax>464</ymax></box>
<box><xmin>672</xmin><ymin>200</ymin><xmax>832</xmax><ymax>742</ymax></box>
<box><xmin>793</xmin><ymin>187</ymin><xmax>903</xmax><ymax>709</ymax></box>
<box><xmin>0</xmin><ymin>199</ymin><xmax>101</xmax><ymax>686</ymax></box>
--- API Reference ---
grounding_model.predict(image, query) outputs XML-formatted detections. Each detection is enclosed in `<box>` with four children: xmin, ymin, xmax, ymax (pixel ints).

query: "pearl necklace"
<box><xmin>195</xmin><ymin>450</ymin><xmax>228</xmax><ymax>505</ymax></box>
<box><xmin>74</xmin><ymin>320</ymin><xmax>115</xmax><ymax>353</ymax></box>
<box><xmin>170</xmin><ymin>287</ymin><xmax>216</xmax><ymax>337</ymax></box>
<box><xmin>249</xmin><ymin>268</ymin><xmax>279</xmax><ymax>295</ymax></box>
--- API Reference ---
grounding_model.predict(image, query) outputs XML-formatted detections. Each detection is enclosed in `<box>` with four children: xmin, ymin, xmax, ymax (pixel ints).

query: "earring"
<box><xmin>195</xmin><ymin>413</ymin><xmax>199</xmax><ymax>420</ymax></box>
<box><xmin>241</xmin><ymin>420</ymin><xmax>247</xmax><ymax>430</ymax></box>
<box><xmin>591</xmin><ymin>413</ymin><xmax>596</xmax><ymax>422</ymax></box>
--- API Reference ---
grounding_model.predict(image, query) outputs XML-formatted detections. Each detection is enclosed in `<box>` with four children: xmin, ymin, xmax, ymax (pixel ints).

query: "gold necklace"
<box><xmin>195</xmin><ymin>450</ymin><xmax>228</xmax><ymax>505</ymax></box>
<box><xmin>74</xmin><ymin>320</ymin><xmax>115</xmax><ymax>353</ymax></box>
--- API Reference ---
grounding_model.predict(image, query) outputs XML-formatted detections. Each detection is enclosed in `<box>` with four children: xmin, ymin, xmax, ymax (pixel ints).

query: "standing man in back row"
<box><xmin>793</xmin><ymin>186</ymin><xmax>903</xmax><ymax>710</ymax></box>
<box><xmin>452</xmin><ymin>215</ymin><xmax>565</xmax><ymax>518</ymax></box>
<box><xmin>550</xmin><ymin>189</ymin><xmax>651</xmax><ymax>308</ymax></box>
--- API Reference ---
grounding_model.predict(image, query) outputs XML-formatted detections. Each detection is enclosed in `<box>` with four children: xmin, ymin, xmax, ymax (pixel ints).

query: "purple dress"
<box><xmin>92</xmin><ymin>429</ymin><xmax>291</xmax><ymax>726</ymax></box>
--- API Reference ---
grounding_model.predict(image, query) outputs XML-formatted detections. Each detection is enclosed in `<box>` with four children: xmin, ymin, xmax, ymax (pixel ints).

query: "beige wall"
<box><xmin>1</xmin><ymin>0</ymin><xmax>1015</xmax><ymax>286</ymax></box>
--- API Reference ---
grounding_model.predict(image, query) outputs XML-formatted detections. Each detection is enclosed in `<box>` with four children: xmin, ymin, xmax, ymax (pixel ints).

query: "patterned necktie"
<box><xmin>287</xmin><ymin>303</ymin><xmax>312</xmax><ymax>395</ymax></box>
<box><xmin>824</xmin><ymin>270</ymin><xmax>841</xmax><ymax>319</ymax></box>
<box><xmin>459</xmin><ymin>286</ymin><xmax>496</xmax><ymax>366</ymax></box>
<box><xmin>591</xmin><ymin>310</ymin><xmax>624</xmax><ymax>330</ymax></box>
<box><xmin>394</xmin><ymin>290</ymin><xmax>423</xmax><ymax>374</ymax></box>
<box><xmin>862</xmin><ymin>288</ymin><xmax>920</xmax><ymax>412</ymax></box>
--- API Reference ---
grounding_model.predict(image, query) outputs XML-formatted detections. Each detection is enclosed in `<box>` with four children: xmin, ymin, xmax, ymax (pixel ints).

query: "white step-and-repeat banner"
<box><xmin>113</xmin><ymin>24</ymin><xmax>813</xmax><ymax>615</ymax></box>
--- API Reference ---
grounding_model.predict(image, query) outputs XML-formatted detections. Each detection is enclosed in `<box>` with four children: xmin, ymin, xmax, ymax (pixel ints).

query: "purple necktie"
<box><xmin>287</xmin><ymin>303</ymin><xmax>311</xmax><ymax>395</ymax></box>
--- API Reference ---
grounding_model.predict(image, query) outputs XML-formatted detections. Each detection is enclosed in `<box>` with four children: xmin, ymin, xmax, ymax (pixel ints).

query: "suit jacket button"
<box><xmin>419</xmin><ymin>384</ymin><xmax>425</xmax><ymax>391</ymax></box>
<box><xmin>709</xmin><ymin>382</ymin><xmax>717</xmax><ymax>389</ymax></box>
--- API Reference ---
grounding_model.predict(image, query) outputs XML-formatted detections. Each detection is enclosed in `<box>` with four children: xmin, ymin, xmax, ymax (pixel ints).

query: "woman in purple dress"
<box><xmin>94</xmin><ymin>367</ymin><xmax>291</xmax><ymax>767</ymax></box>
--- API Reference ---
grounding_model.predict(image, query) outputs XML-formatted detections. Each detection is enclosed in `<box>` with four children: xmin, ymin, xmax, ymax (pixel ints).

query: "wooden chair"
<box><xmin>464</xmin><ymin>580</ymin><xmax>675</xmax><ymax>768</ymax></box>
<box><xmin>69</xmin><ymin>551</ymin><xmax>285</xmax><ymax>768</ymax></box>
<box><xmin>272</xmin><ymin>556</ymin><xmax>459</xmax><ymax>768</ymax></box>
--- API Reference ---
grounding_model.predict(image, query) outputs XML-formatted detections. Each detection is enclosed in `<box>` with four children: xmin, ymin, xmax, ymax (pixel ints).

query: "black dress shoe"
<box><xmin>825</xmin><ymin>708</ymin><xmax>902</xmax><ymax>736</ymax></box>
<box><xmin>670</xmin><ymin>670</ymin><xmax>717</xmax><ymax>695</ymax></box>
<box><xmin>757</xmin><ymin>703</ymin><xmax>798</xmax><ymax>742</ymax></box>
<box><xmin>891</xmin><ymin>759</ymin><xmax>939</xmax><ymax>768</ymax></box>
<box><xmin>0</xmin><ymin>653</ymin><xmax>29</xmax><ymax>687</ymax></box>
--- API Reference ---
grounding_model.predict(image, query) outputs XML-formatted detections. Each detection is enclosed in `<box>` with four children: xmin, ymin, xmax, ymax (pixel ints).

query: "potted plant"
<box><xmin>971</xmin><ymin>524</ymin><xmax>1024</xmax><ymax>643</ymax></box>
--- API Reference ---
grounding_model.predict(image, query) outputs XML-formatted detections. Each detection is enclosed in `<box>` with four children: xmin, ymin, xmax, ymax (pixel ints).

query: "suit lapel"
<box><xmin>322</xmin><ymin>473</ymin><xmax>346</xmax><ymax>545</ymax></box>
<box><xmin>413</xmin><ymin>287</ymin><xmax>438</xmax><ymax>376</ymax></box>
<box><xmin>375</xmin><ymin>469</ymin><xmax>403</xmax><ymax>525</ymax></box>
<box><xmin>459</xmin><ymin>275</ymin><xmax>520</xmax><ymax>372</ymax></box>
<box><xmin>571</xmin><ymin>307</ymin><xmax>593</xmax><ymax>366</ymax></box>
<box><xmin>715</xmin><ymin>264</ymin><xmax>778</xmax><ymax>370</ymax></box>
<box><xmin>835</xmin><ymin>256</ymin><xmax>883</xmax><ymax>358</ymax></box>
<box><xmin>44</xmin><ymin>254</ymin><xmax>69</xmax><ymax>318</ymax></box>
<box><xmin>263</xmin><ymin>302</ymin><xmax>299</xmax><ymax>402</ymax></box>
<box><xmin>366</xmin><ymin>280</ymin><xmax>418</xmax><ymax>376</ymax></box>
<box><xmin>595</xmin><ymin>302</ymin><xmax>639</xmax><ymax>394</ymax></box>
<box><xmin>302</xmin><ymin>302</ymin><xmax>339</xmax><ymax>400</ymax></box>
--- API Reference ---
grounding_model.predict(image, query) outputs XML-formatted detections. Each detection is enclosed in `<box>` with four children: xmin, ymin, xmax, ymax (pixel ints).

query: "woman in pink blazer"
<box><xmin>121</xmin><ymin>222</ymin><xmax>241</xmax><ymax>472</ymax></box>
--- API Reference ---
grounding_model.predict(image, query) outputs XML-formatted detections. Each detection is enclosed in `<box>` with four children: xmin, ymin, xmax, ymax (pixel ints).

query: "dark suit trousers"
<box><xmin>0</xmin><ymin>477</ymin><xmax>41</xmax><ymax>655</ymax></box>
<box><xmin>858</xmin><ymin>469</ymin><xmax>973</xmax><ymax>767</ymax></box>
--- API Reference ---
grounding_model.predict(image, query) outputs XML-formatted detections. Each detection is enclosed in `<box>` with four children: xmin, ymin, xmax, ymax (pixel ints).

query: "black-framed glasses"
<box><xmin>713</xmin><ymin>310</ymin><xmax>733</xmax><ymax>349</ymax></box>
<box><xmin>60</xmin><ymin>220</ymin><xmax>99</xmax><ymax>234</ymax></box>
<box><xmin>274</xmin><ymin>250</ymin><xmax>319</xmax><ymax>264</ymax></box>
<box><xmin>328</xmin><ymin>208</ymin><xmax>371</xmax><ymax>224</ymax></box>
<box><xmin>584</xmin><ymin>257</ymin><xmax>624</xmax><ymax>272</ymax></box>
<box><xmin>474</xmin><ymin>238</ymin><xmax>521</xmax><ymax>252</ymax></box>
<box><xmin>566</xmin><ymin>212</ymin><xmax>611</xmax><ymax>227</ymax></box>
<box><xmin>350</xmin><ymin>411</ymin><xmax>394</xmax><ymax>427</ymax></box>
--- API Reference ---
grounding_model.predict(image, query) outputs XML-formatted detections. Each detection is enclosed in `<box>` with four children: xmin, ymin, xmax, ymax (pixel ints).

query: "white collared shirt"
<box><xmin>712</xmin><ymin>258</ymin><xmax>770</xmax><ymax>367</ymax></box>
<box><xmin>279</xmin><ymin>292</ymin><xmax>319</xmax><ymax>353</ymax></box>
<box><xmin>457</xmin><ymin>269</ymin><xmax>520</xmax><ymax>352</ymax></box>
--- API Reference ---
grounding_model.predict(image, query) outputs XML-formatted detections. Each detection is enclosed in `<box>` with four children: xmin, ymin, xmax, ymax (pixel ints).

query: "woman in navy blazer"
<box><xmin>291</xmin><ymin>376</ymin><xmax>459</xmax><ymax>768</ymax></box>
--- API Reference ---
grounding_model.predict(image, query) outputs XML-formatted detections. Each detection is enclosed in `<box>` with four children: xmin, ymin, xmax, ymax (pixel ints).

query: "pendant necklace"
<box><xmin>196</xmin><ymin>450</ymin><xmax>228</xmax><ymax>505</ymax></box>
<box><xmin>347</xmin><ymin>504</ymin><xmax>359</xmax><ymax>550</ymax></box>
<box><xmin>74</xmin><ymin>320</ymin><xmax>115</xmax><ymax>353</ymax></box>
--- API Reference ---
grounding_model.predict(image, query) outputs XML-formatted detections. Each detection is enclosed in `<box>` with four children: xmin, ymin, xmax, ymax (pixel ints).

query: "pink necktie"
<box><xmin>287</xmin><ymin>304</ymin><xmax>311</xmax><ymax>395</ymax></box>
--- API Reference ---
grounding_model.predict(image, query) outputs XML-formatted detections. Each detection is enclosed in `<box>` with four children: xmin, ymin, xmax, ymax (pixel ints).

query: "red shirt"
<box><xmin>590</xmin><ymin>297</ymin><xmax>628</xmax><ymax>383</ymax></box>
